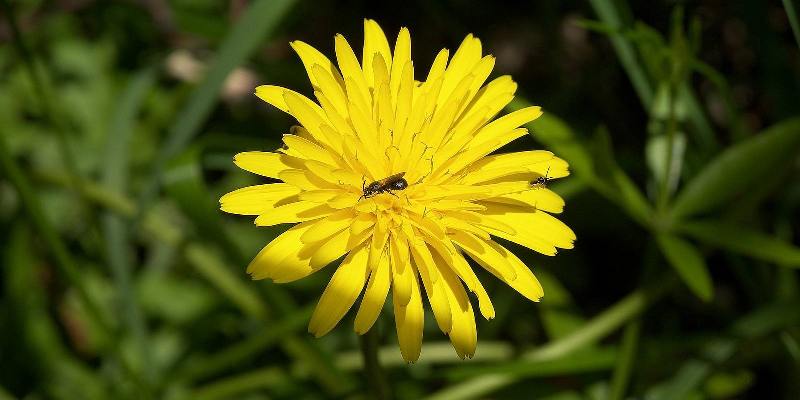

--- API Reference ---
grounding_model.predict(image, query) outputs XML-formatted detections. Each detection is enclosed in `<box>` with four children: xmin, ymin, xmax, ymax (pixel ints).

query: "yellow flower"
<box><xmin>220</xmin><ymin>20</ymin><xmax>575</xmax><ymax>362</ymax></box>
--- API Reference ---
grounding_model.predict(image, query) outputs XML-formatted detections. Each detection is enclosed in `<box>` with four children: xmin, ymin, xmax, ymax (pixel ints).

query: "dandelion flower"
<box><xmin>220</xmin><ymin>20</ymin><xmax>575</xmax><ymax>362</ymax></box>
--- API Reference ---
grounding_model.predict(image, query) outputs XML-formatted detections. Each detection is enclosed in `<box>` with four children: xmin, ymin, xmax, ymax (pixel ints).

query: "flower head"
<box><xmin>221</xmin><ymin>20</ymin><xmax>575</xmax><ymax>362</ymax></box>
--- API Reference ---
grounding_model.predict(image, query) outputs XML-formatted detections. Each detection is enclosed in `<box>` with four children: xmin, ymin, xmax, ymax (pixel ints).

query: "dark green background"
<box><xmin>1</xmin><ymin>0</ymin><xmax>799</xmax><ymax>399</ymax></box>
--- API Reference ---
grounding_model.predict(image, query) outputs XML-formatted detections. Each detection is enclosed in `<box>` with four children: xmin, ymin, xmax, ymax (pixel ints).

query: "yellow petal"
<box><xmin>283</xmin><ymin>92</ymin><xmax>333</xmax><ymax>150</ymax></box>
<box><xmin>233</xmin><ymin>152</ymin><xmax>295</xmax><ymax>178</ymax></box>
<box><xmin>471</xmin><ymin>106</ymin><xmax>542</xmax><ymax>146</ymax></box>
<box><xmin>393</xmin><ymin>264</ymin><xmax>423</xmax><ymax>363</ymax></box>
<box><xmin>311</xmin><ymin>64</ymin><xmax>348</xmax><ymax>117</ymax></box>
<box><xmin>354</xmin><ymin>246</ymin><xmax>390</xmax><ymax>334</ymax></box>
<box><xmin>484</xmin><ymin>242</ymin><xmax>544</xmax><ymax>302</ymax></box>
<box><xmin>254</xmin><ymin>201</ymin><xmax>333</xmax><ymax>227</ymax></box>
<box><xmin>247</xmin><ymin>222</ymin><xmax>315</xmax><ymax>281</ymax></box>
<box><xmin>300</xmin><ymin>208</ymin><xmax>357</xmax><ymax>243</ymax></box>
<box><xmin>438</xmin><ymin>260</ymin><xmax>477</xmax><ymax>359</ymax></box>
<box><xmin>289</xmin><ymin>40</ymin><xmax>343</xmax><ymax>89</ymax></box>
<box><xmin>305</xmin><ymin>225</ymin><xmax>371</xmax><ymax>270</ymax></box>
<box><xmin>439</xmin><ymin>34</ymin><xmax>482</xmax><ymax>107</ymax></box>
<box><xmin>335</xmin><ymin>34</ymin><xmax>371</xmax><ymax>107</ymax></box>
<box><xmin>487</xmin><ymin>188</ymin><xmax>566</xmax><ymax>214</ymax></box>
<box><xmin>392</xmin><ymin>236</ymin><xmax>414</xmax><ymax>306</ymax></box>
<box><xmin>390</xmin><ymin>27</ymin><xmax>411</xmax><ymax>101</ymax></box>
<box><xmin>219</xmin><ymin>184</ymin><xmax>300</xmax><ymax>215</ymax></box>
<box><xmin>409</xmin><ymin>240</ymin><xmax>452</xmax><ymax>333</ymax></box>
<box><xmin>362</xmin><ymin>19</ymin><xmax>393</xmax><ymax>88</ymax></box>
<box><xmin>282</xmin><ymin>134</ymin><xmax>340</xmax><ymax>166</ymax></box>
<box><xmin>449</xmin><ymin>231</ymin><xmax>516</xmax><ymax>281</ymax></box>
<box><xmin>308</xmin><ymin>242</ymin><xmax>369</xmax><ymax>337</ymax></box>
<box><xmin>479</xmin><ymin>203</ymin><xmax>576</xmax><ymax>255</ymax></box>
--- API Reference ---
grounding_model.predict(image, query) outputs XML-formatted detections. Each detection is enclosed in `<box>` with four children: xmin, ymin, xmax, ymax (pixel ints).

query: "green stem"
<box><xmin>609</xmin><ymin>319</ymin><xmax>641</xmax><ymax>400</ymax></box>
<box><xmin>360</xmin><ymin>328</ymin><xmax>392</xmax><ymax>400</ymax></box>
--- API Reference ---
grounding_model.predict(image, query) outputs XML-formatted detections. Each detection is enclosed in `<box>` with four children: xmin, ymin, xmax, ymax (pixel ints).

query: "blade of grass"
<box><xmin>426</xmin><ymin>276</ymin><xmax>677</xmax><ymax>400</ymax></box>
<box><xmin>137</xmin><ymin>0</ymin><xmax>296</xmax><ymax>214</ymax></box>
<box><xmin>101</xmin><ymin>66</ymin><xmax>158</xmax><ymax>387</ymax></box>
<box><xmin>446</xmin><ymin>347</ymin><xmax>618</xmax><ymax>380</ymax></box>
<box><xmin>190</xmin><ymin>367</ymin><xmax>289</xmax><ymax>400</ymax></box>
<box><xmin>783</xmin><ymin>0</ymin><xmax>800</xmax><ymax>49</ymax></box>
<box><xmin>588</xmin><ymin>0</ymin><xmax>654</xmax><ymax>108</ymax></box>
<box><xmin>334</xmin><ymin>341</ymin><xmax>514</xmax><ymax>370</ymax></box>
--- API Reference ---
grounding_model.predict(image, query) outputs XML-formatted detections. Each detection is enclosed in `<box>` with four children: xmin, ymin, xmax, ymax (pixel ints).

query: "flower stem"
<box><xmin>359</xmin><ymin>329</ymin><xmax>392</xmax><ymax>400</ymax></box>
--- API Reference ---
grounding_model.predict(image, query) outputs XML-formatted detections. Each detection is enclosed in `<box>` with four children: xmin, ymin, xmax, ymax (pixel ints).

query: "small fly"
<box><xmin>360</xmin><ymin>172</ymin><xmax>408</xmax><ymax>200</ymax></box>
<box><xmin>530</xmin><ymin>167</ymin><xmax>551</xmax><ymax>189</ymax></box>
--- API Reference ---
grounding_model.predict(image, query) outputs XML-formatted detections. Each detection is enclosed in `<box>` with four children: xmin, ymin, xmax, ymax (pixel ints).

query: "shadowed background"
<box><xmin>1</xmin><ymin>0</ymin><xmax>800</xmax><ymax>399</ymax></box>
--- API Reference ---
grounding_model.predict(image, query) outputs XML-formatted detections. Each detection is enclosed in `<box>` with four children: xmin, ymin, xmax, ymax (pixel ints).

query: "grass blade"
<box><xmin>588</xmin><ymin>0</ymin><xmax>654</xmax><ymax>108</ymax></box>
<box><xmin>101</xmin><ymin>66</ymin><xmax>158</xmax><ymax>386</ymax></box>
<box><xmin>138</xmin><ymin>0</ymin><xmax>296</xmax><ymax>213</ymax></box>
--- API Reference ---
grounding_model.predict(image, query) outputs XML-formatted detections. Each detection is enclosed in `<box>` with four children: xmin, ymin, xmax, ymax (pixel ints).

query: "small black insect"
<box><xmin>530</xmin><ymin>167</ymin><xmax>551</xmax><ymax>189</ymax></box>
<box><xmin>360</xmin><ymin>172</ymin><xmax>408</xmax><ymax>200</ymax></box>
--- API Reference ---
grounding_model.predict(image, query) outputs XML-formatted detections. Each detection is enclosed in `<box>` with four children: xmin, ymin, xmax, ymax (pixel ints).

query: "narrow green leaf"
<box><xmin>191</xmin><ymin>367</ymin><xmax>288</xmax><ymax>400</ymax></box>
<box><xmin>656</xmin><ymin>234</ymin><xmax>713</xmax><ymax>301</ymax></box>
<box><xmin>671</xmin><ymin>118</ymin><xmax>800</xmax><ymax>219</ymax></box>
<box><xmin>446</xmin><ymin>347</ymin><xmax>618</xmax><ymax>380</ymax></box>
<box><xmin>138</xmin><ymin>0</ymin><xmax>296</xmax><ymax>211</ymax></box>
<box><xmin>783</xmin><ymin>0</ymin><xmax>800</xmax><ymax>49</ymax></box>
<box><xmin>588</xmin><ymin>0</ymin><xmax>654</xmax><ymax>108</ymax></box>
<box><xmin>677</xmin><ymin>220</ymin><xmax>800</xmax><ymax>267</ymax></box>
<box><xmin>101</xmin><ymin>66</ymin><xmax>157</xmax><ymax>386</ymax></box>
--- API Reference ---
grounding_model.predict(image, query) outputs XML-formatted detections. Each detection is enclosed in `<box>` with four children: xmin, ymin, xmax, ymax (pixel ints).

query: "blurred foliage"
<box><xmin>1</xmin><ymin>0</ymin><xmax>800</xmax><ymax>399</ymax></box>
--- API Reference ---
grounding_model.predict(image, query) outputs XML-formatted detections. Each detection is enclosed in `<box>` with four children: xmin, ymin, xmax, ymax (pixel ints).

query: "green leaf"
<box><xmin>676</xmin><ymin>220</ymin><xmax>800</xmax><ymax>267</ymax></box>
<box><xmin>656</xmin><ymin>234</ymin><xmax>713</xmax><ymax>301</ymax></box>
<box><xmin>671</xmin><ymin>118</ymin><xmax>800</xmax><ymax>219</ymax></box>
<box><xmin>138</xmin><ymin>0</ymin><xmax>297</xmax><ymax>211</ymax></box>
